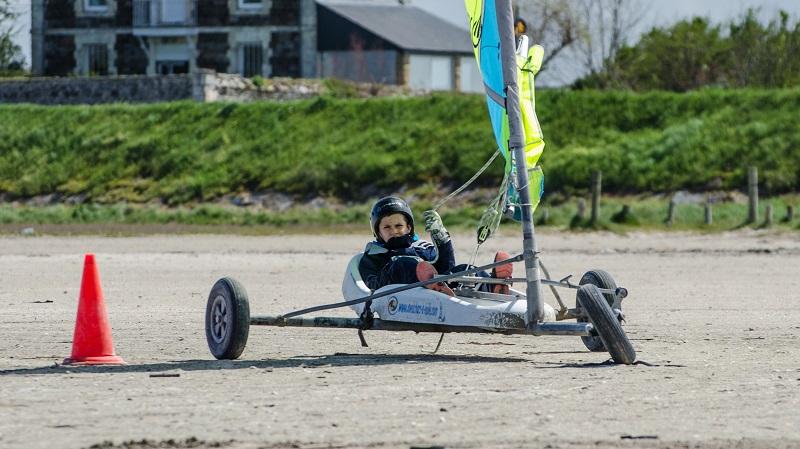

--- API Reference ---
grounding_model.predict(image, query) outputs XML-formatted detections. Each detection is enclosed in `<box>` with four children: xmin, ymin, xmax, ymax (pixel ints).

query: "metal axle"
<box><xmin>251</xmin><ymin>315</ymin><xmax>593</xmax><ymax>337</ymax></box>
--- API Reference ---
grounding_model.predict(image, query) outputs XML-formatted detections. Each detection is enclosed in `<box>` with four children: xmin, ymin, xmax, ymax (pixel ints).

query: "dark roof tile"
<box><xmin>318</xmin><ymin>1</ymin><xmax>473</xmax><ymax>54</ymax></box>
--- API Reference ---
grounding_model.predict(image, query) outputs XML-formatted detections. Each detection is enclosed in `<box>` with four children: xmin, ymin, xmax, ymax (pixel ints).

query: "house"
<box><xmin>29</xmin><ymin>0</ymin><xmax>480</xmax><ymax>92</ymax></box>
<box><xmin>316</xmin><ymin>1</ymin><xmax>482</xmax><ymax>92</ymax></box>
<box><xmin>30</xmin><ymin>0</ymin><xmax>318</xmax><ymax>78</ymax></box>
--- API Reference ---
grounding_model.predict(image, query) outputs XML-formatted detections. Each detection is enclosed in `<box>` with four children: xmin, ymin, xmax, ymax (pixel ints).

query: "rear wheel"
<box><xmin>577</xmin><ymin>284</ymin><xmax>635</xmax><ymax>364</ymax></box>
<box><xmin>578</xmin><ymin>270</ymin><xmax>618</xmax><ymax>352</ymax></box>
<box><xmin>205</xmin><ymin>277</ymin><xmax>250</xmax><ymax>360</ymax></box>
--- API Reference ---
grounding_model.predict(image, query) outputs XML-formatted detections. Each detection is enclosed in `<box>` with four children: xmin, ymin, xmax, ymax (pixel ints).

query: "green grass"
<box><xmin>1</xmin><ymin>88</ymin><xmax>800</xmax><ymax>206</ymax></box>
<box><xmin>2</xmin><ymin>195</ymin><xmax>798</xmax><ymax>233</ymax></box>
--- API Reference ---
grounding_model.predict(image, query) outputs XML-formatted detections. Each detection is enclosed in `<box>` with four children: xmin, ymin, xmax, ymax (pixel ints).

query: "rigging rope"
<box><xmin>432</xmin><ymin>148</ymin><xmax>501</xmax><ymax>212</ymax></box>
<box><xmin>429</xmin><ymin>147</ymin><xmax>506</xmax><ymax>266</ymax></box>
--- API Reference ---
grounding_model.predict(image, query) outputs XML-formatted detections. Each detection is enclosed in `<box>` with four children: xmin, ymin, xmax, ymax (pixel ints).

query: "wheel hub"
<box><xmin>210</xmin><ymin>295</ymin><xmax>230</xmax><ymax>344</ymax></box>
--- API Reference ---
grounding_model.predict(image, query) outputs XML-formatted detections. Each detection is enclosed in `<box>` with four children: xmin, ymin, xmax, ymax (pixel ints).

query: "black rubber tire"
<box><xmin>577</xmin><ymin>284</ymin><xmax>636</xmax><ymax>365</ymax></box>
<box><xmin>205</xmin><ymin>277</ymin><xmax>250</xmax><ymax>360</ymax></box>
<box><xmin>578</xmin><ymin>270</ymin><xmax>618</xmax><ymax>352</ymax></box>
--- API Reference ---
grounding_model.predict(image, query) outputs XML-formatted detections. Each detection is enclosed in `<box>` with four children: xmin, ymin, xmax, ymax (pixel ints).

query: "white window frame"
<box><xmin>84</xmin><ymin>0</ymin><xmax>110</xmax><ymax>12</ymax></box>
<box><xmin>229</xmin><ymin>0</ymin><xmax>270</xmax><ymax>16</ymax></box>
<box><xmin>77</xmin><ymin>0</ymin><xmax>115</xmax><ymax>18</ymax></box>
<box><xmin>238</xmin><ymin>0</ymin><xmax>262</xmax><ymax>9</ymax></box>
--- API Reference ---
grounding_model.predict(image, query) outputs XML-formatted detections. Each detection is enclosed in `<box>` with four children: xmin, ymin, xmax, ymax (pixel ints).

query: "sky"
<box><xmin>414</xmin><ymin>0</ymin><xmax>799</xmax><ymax>29</ymax></box>
<box><xmin>5</xmin><ymin>0</ymin><xmax>799</xmax><ymax>81</ymax></box>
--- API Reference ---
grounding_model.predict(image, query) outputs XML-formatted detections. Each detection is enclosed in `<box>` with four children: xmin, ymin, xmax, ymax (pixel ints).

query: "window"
<box><xmin>241</xmin><ymin>43</ymin><xmax>263</xmax><ymax>77</ymax></box>
<box><xmin>156</xmin><ymin>61</ymin><xmax>189</xmax><ymax>75</ymax></box>
<box><xmin>239</xmin><ymin>0</ymin><xmax>262</xmax><ymax>8</ymax></box>
<box><xmin>85</xmin><ymin>0</ymin><xmax>109</xmax><ymax>11</ymax></box>
<box><xmin>87</xmin><ymin>44</ymin><xmax>109</xmax><ymax>76</ymax></box>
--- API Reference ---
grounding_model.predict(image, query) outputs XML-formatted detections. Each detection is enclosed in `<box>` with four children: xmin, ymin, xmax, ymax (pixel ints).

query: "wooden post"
<box><xmin>786</xmin><ymin>205</ymin><xmax>794</xmax><ymax>223</ymax></box>
<box><xmin>577</xmin><ymin>198</ymin><xmax>586</xmax><ymax>220</ymax></box>
<box><xmin>765</xmin><ymin>204</ymin><xmax>773</xmax><ymax>227</ymax></box>
<box><xmin>612</xmin><ymin>204</ymin><xmax>631</xmax><ymax>224</ymax></box>
<box><xmin>704</xmin><ymin>201</ymin><xmax>713</xmax><ymax>225</ymax></box>
<box><xmin>666</xmin><ymin>197</ymin><xmax>676</xmax><ymax>226</ymax></box>
<box><xmin>541</xmin><ymin>207</ymin><xmax>549</xmax><ymax>225</ymax></box>
<box><xmin>747</xmin><ymin>166</ymin><xmax>758</xmax><ymax>223</ymax></box>
<box><xmin>590</xmin><ymin>170</ymin><xmax>601</xmax><ymax>225</ymax></box>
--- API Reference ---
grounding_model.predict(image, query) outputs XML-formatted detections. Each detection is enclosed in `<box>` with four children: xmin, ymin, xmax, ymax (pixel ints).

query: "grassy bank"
<box><xmin>2</xmin><ymin>195</ymin><xmax>798</xmax><ymax>234</ymax></box>
<box><xmin>1</xmin><ymin>88</ymin><xmax>799</xmax><ymax>206</ymax></box>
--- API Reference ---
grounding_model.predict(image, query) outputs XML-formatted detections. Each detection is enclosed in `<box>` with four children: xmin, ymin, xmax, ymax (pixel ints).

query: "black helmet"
<box><xmin>370</xmin><ymin>196</ymin><xmax>415</xmax><ymax>241</ymax></box>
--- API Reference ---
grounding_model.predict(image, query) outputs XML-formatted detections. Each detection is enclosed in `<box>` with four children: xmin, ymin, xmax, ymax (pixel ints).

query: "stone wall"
<box><xmin>0</xmin><ymin>70</ymin><xmax>418</xmax><ymax>105</ymax></box>
<box><xmin>0</xmin><ymin>74</ymin><xmax>195</xmax><ymax>104</ymax></box>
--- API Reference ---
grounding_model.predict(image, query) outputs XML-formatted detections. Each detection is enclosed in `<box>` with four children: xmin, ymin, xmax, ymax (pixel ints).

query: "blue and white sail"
<box><xmin>465</xmin><ymin>0</ymin><xmax>546</xmax><ymax>224</ymax></box>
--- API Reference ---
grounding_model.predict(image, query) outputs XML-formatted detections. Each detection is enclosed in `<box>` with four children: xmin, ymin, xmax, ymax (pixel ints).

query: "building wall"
<box><xmin>315</xmin><ymin>3</ymin><xmax>471</xmax><ymax>90</ymax></box>
<box><xmin>115</xmin><ymin>34</ymin><xmax>148</xmax><ymax>74</ymax></box>
<box><xmin>32</xmin><ymin>0</ymin><xmax>313</xmax><ymax>78</ymax></box>
<box><xmin>43</xmin><ymin>35</ymin><xmax>76</xmax><ymax>76</ymax></box>
<box><xmin>197</xmin><ymin>33</ymin><xmax>230</xmax><ymax>74</ymax></box>
<box><xmin>320</xmin><ymin>50</ymin><xmax>398</xmax><ymax>84</ymax></box>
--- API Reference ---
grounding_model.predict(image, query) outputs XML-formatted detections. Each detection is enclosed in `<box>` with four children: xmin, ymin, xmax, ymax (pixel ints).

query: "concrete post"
<box><xmin>576</xmin><ymin>198</ymin><xmax>586</xmax><ymax>220</ymax></box>
<box><xmin>452</xmin><ymin>56</ymin><xmax>460</xmax><ymax>92</ymax></box>
<box><xmin>765</xmin><ymin>204</ymin><xmax>773</xmax><ymax>227</ymax></box>
<box><xmin>300</xmin><ymin>0</ymin><xmax>318</xmax><ymax>78</ymax></box>
<box><xmin>590</xmin><ymin>170</ymin><xmax>601</xmax><ymax>225</ymax></box>
<box><xmin>31</xmin><ymin>0</ymin><xmax>46</xmax><ymax>75</ymax></box>
<box><xmin>747</xmin><ymin>166</ymin><xmax>758</xmax><ymax>223</ymax></box>
<box><xmin>666</xmin><ymin>197</ymin><xmax>676</xmax><ymax>226</ymax></box>
<box><xmin>192</xmin><ymin>69</ymin><xmax>217</xmax><ymax>102</ymax></box>
<box><xmin>397</xmin><ymin>53</ymin><xmax>409</xmax><ymax>86</ymax></box>
<box><xmin>539</xmin><ymin>207</ymin><xmax>549</xmax><ymax>225</ymax></box>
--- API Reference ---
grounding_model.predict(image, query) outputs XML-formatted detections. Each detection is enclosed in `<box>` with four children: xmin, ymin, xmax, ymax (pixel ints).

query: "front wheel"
<box><xmin>577</xmin><ymin>284</ymin><xmax>636</xmax><ymax>365</ymax></box>
<box><xmin>578</xmin><ymin>270</ymin><xmax>619</xmax><ymax>352</ymax></box>
<box><xmin>205</xmin><ymin>277</ymin><xmax>250</xmax><ymax>360</ymax></box>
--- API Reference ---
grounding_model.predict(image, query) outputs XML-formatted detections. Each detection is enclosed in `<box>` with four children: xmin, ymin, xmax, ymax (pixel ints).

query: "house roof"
<box><xmin>318</xmin><ymin>1</ymin><xmax>473</xmax><ymax>54</ymax></box>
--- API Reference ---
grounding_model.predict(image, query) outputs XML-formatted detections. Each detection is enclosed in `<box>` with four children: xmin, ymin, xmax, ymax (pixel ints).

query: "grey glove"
<box><xmin>423</xmin><ymin>210</ymin><xmax>450</xmax><ymax>245</ymax></box>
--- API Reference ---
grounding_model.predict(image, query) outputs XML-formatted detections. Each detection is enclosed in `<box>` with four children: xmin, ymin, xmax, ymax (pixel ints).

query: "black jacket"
<box><xmin>358</xmin><ymin>235</ymin><xmax>441</xmax><ymax>290</ymax></box>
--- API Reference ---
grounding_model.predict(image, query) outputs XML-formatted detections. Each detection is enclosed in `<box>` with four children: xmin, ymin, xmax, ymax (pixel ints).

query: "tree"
<box><xmin>614</xmin><ymin>17</ymin><xmax>730</xmax><ymax>91</ymax></box>
<box><xmin>727</xmin><ymin>9</ymin><xmax>800</xmax><ymax>88</ymax></box>
<box><xmin>0</xmin><ymin>0</ymin><xmax>24</xmax><ymax>74</ymax></box>
<box><xmin>573</xmin><ymin>8</ymin><xmax>800</xmax><ymax>91</ymax></box>
<box><xmin>572</xmin><ymin>0</ymin><xmax>650</xmax><ymax>85</ymax></box>
<box><xmin>514</xmin><ymin>0</ymin><xmax>580</xmax><ymax>74</ymax></box>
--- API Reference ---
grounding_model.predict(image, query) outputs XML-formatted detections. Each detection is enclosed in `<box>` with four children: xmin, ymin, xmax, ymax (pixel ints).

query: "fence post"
<box><xmin>666</xmin><ymin>197</ymin><xmax>676</xmax><ymax>226</ymax></box>
<box><xmin>747</xmin><ymin>166</ymin><xmax>758</xmax><ymax>223</ymax></box>
<box><xmin>786</xmin><ymin>205</ymin><xmax>795</xmax><ymax>223</ymax></box>
<box><xmin>576</xmin><ymin>198</ymin><xmax>586</xmax><ymax>221</ymax></box>
<box><xmin>590</xmin><ymin>170</ymin><xmax>601</xmax><ymax>225</ymax></box>
<box><xmin>704</xmin><ymin>201</ymin><xmax>713</xmax><ymax>225</ymax></box>
<box><xmin>765</xmin><ymin>204</ymin><xmax>773</xmax><ymax>227</ymax></box>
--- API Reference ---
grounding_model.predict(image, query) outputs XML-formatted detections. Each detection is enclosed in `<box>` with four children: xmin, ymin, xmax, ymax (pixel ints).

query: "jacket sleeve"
<box><xmin>358</xmin><ymin>252</ymin><xmax>383</xmax><ymax>291</ymax></box>
<box><xmin>411</xmin><ymin>240</ymin><xmax>439</xmax><ymax>263</ymax></box>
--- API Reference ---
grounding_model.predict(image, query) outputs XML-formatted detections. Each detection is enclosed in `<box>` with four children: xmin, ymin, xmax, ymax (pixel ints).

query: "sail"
<box><xmin>465</xmin><ymin>0</ymin><xmax>546</xmax><ymax>219</ymax></box>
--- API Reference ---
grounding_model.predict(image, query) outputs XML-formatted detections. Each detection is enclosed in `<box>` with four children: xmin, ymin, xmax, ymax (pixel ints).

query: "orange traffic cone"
<box><xmin>63</xmin><ymin>254</ymin><xmax>125</xmax><ymax>365</ymax></box>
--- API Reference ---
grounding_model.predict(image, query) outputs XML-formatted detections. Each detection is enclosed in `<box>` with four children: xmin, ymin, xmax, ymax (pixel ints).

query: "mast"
<box><xmin>494</xmin><ymin>0</ymin><xmax>544</xmax><ymax>326</ymax></box>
